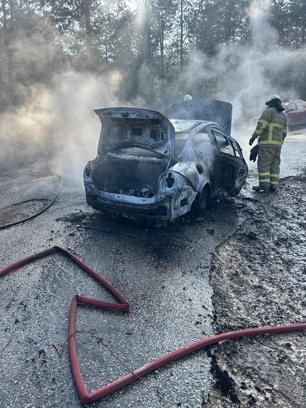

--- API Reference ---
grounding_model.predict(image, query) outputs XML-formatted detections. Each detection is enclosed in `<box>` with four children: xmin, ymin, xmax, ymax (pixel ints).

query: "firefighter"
<box><xmin>249</xmin><ymin>95</ymin><xmax>287</xmax><ymax>192</ymax></box>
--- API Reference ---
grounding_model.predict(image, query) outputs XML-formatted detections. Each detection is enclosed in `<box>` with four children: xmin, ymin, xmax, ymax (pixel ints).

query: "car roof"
<box><xmin>169</xmin><ymin>119</ymin><xmax>215</xmax><ymax>133</ymax></box>
<box><xmin>285</xmin><ymin>99</ymin><xmax>305</xmax><ymax>104</ymax></box>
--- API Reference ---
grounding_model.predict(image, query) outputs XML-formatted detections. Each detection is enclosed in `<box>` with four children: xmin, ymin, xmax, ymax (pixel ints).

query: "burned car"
<box><xmin>83</xmin><ymin>100</ymin><xmax>247</xmax><ymax>222</ymax></box>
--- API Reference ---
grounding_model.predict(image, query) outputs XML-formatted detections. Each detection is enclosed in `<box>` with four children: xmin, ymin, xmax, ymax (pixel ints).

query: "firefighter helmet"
<box><xmin>265</xmin><ymin>95</ymin><xmax>281</xmax><ymax>104</ymax></box>
<box><xmin>183</xmin><ymin>94</ymin><xmax>193</xmax><ymax>102</ymax></box>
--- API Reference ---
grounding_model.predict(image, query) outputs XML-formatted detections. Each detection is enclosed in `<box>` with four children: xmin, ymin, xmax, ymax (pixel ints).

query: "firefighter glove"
<box><xmin>249</xmin><ymin>144</ymin><xmax>259</xmax><ymax>162</ymax></box>
<box><xmin>249</xmin><ymin>137</ymin><xmax>255</xmax><ymax>146</ymax></box>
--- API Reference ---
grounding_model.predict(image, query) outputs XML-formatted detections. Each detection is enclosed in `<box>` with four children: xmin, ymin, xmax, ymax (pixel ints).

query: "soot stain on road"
<box><xmin>57</xmin><ymin>197</ymin><xmax>241</xmax><ymax>251</ymax></box>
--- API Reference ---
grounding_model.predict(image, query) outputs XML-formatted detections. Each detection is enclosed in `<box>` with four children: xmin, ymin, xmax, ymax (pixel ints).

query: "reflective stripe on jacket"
<box><xmin>252</xmin><ymin>107</ymin><xmax>287</xmax><ymax>146</ymax></box>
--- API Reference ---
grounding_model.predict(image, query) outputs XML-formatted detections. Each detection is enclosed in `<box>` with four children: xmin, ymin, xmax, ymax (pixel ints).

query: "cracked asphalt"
<box><xmin>0</xmin><ymin>130</ymin><xmax>305</xmax><ymax>408</ymax></box>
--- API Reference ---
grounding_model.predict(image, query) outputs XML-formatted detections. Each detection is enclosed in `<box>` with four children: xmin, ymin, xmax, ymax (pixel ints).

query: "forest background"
<box><xmin>1</xmin><ymin>0</ymin><xmax>305</xmax><ymax>174</ymax></box>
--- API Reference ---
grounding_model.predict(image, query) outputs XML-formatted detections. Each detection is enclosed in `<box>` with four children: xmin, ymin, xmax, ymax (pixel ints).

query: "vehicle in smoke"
<box><xmin>83</xmin><ymin>101</ymin><xmax>248</xmax><ymax>222</ymax></box>
<box><xmin>284</xmin><ymin>99</ymin><xmax>306</xmax><ymax>129</ymax></box>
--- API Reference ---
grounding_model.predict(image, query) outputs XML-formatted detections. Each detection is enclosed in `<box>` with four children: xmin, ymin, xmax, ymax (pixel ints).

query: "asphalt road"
<box><xmin>0</xmin><ymin>185</ymin><xmax>240</xmax><ymax>408</ymax></box>
<box><xmin>0</xmin><ymin>129</ymin><xmax>305</xmax><ymax>408</ymax></box>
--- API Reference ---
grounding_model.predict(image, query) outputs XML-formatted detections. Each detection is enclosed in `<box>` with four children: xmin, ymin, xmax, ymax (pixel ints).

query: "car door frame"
<box><xmin>208</xmin><ymin>125</ymin><xmax>247</xmax><ymax>195</ymax></box>
<box><xmin>191</xmin><ymin>124</ymin><xmax>219</xmax><ymax>194</ymax></box>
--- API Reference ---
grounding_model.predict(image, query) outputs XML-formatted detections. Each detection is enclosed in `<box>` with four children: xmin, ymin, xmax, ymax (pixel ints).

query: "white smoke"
<box><xmin>0</xmin><ymin>70</ymin><xmax>122</xmax><ymax>185</ymax></box>
<box><xmin>1</xmin><ymin>0</ymin><xmax>305</xmax><ymax>185</ymax></box>
<box><xmin>180</xmin><ymin>0</ymin><xmax>306</xmax><ymax>140</ymax></box>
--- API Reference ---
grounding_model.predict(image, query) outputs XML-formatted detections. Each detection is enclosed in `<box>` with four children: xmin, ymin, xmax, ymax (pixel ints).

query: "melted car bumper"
<box><xmin>84</xmin><ymin>176</ymin><xmax>196</xmax><ymax>222</ymax></box>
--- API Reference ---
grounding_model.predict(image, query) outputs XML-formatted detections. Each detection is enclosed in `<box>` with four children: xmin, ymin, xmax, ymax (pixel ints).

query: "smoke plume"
<box><xmin>180</xmin><ymin>0</ymin><xmax>306</xmax><ymax>135</ymax></box>
<box><xmin>0</xmin><ymin>68</ymin><xmax>122</xmax><ymax>185</ymax></box>
<box><xmin>0</xmin><ymin>0</ymin><xmax>305</xmax><ymax>184</ymax></box>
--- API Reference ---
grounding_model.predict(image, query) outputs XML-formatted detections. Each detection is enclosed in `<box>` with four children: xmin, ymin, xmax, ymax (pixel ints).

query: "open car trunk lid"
<box><xmin>170</xmin><ymin>98</ymin><xmax>233</xmax><ymax>134</ymax></box>
<box><xmin>95</xmin><ymin>107</ymin><xmax>175</xmax><ymax>158</ymax></box>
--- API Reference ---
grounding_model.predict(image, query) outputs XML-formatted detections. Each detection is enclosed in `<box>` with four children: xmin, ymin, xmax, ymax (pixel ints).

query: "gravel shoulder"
<box><xmin>205</xmin><ymin>175</ymin><xmax>306</xmax><ymax>407</ymax></box>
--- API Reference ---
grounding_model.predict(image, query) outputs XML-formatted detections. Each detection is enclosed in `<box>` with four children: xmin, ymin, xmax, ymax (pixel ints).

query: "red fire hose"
<box><xmin>1</xmin><ymin>246</ymin><xmax>305</xmax><ymax>404</ymax></box>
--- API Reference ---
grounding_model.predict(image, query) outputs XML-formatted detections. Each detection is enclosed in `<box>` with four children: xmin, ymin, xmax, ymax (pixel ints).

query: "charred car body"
<box><xmin>84</xmin><ymin>99</ymin><xmax>248</xmax><ymax>222</ymax></box>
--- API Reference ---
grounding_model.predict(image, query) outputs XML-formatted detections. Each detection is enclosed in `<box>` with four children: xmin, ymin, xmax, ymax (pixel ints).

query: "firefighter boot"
<box><xmin>252</xmin><ymin>186</ymin><xmax>269</xmax><ymax>193</ymax></box>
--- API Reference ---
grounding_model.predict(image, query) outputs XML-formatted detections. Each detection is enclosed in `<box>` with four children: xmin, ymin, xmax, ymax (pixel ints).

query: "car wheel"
<box><xmin>198</xmin><ymin>185</ymin><xmax>210</xmax><ymax>212</ymax></box>
<box><xmin>192</xmin><ymin>185</ymin><xmax>210</xmax><ymax>215</ymax></box>
<box><xmin>86</xmin><ymin>194</ymin><xmax>99</xmax><ymax>210</ymax></box>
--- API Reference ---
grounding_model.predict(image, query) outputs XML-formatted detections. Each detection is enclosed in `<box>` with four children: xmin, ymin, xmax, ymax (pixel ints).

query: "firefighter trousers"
<box><xmin>258</xmin><ymin>145</ymin><xmax>281</xmax><ymax>190</ymax></box>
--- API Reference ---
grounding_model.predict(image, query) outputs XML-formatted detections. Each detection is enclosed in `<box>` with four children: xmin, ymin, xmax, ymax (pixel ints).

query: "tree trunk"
<box><xmin>144</xmin><ymin>0</ymin><xmax>152</xmax><ymax>66</ymax></box>
<box><xmin>83</xmin><ymin>0</ymin><xmax>92</xmax><ymax>36</ymax></box>
<box><xmin>159</xmin><ymin>11</ymin><xmax>165</xmax><ymax>80</ymax></box>
<box><xmin>2</xmin><ymin>0</ymin><xmax>15</xmax><ymax>105</ymax></box>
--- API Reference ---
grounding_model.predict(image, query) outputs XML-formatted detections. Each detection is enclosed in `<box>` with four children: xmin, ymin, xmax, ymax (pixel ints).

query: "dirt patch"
<box><xmin>205</xmin><ymin>176</ymin><xmax>306</xmax><ymax>407</ymax></box>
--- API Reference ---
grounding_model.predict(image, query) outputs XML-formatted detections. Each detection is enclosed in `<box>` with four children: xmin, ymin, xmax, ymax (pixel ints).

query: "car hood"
<box><xmin>95</xmin><ymin>107</ymin><xmax>175</xmax><ymax>158</ymax></box>
<box><xmin>170</xmin><ymin>98</ymin><xmax>232</xmax><ymax>134</ymax></box>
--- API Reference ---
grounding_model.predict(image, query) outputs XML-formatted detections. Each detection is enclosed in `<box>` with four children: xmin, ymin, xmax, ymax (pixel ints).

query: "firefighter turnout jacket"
<box><xmin>252</xmin><ymin>106</ymin><xmax>287</xmax><ymax>146</ymax></box>
<box><xmin>252</xmin><ymin>106</ymin><xmax>287</xmax><ymax>190</ymax></box>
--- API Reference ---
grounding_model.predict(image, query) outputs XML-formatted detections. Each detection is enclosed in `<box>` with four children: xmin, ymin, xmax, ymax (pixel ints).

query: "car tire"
<box><xmin>86</xmin><ymin>194</ymin><xmax>99</xmax><ymax>210</ymax></box>
<box><xmin>192</xmin><ymin>185</ymin><xmax>210</xmax><ymax>216</ymax></box>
